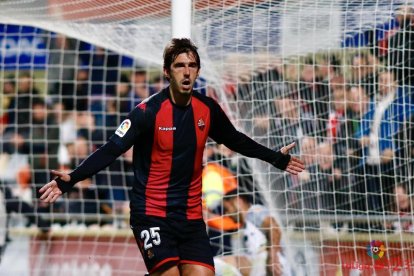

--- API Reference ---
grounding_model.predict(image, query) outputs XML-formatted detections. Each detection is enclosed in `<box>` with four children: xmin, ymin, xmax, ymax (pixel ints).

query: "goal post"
<box><xmin>0</xmin><ymin>0</ymin><xmax>414</xmax><ymax>275</ymax></box>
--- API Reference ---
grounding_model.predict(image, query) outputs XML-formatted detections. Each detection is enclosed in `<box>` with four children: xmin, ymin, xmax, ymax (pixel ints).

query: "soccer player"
<box><xmin>217</xmin><ymin>188</ymin><xmax>291</xmax><ymax>276</ymax></box>
<box><xmin>39</xmin><ymin>38</ymin><xmax>305</xmax><ymax>276</ymax></box>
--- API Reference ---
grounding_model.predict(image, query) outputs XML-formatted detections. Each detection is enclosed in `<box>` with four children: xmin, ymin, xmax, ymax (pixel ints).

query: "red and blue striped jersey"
<box><xmin>109</xmin><ymin>87</ymin><xmax>283</xmax><ymax>220</ymax></box>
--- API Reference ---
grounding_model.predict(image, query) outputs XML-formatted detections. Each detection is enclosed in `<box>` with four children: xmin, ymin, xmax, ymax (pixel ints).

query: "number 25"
<box><xmin>140</xmin><ymin>227</ymin><xmax>161</xmax><ymax>250</ymax></box>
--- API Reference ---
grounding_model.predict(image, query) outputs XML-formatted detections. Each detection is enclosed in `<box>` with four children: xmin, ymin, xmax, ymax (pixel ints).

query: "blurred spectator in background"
<box><xmin>47</xmin><ymin>34</ymin><xmax>79</xmax><ymax>105</ymax></box>
<box><xmin>327</xmin><ymin>84</ymin><xmax>347</xmax><ymax>140</ymax></box>
<box><xmin>298</xmin><ymin>60</ymin><xmax>332</xmax><ymax>137</ymax></box>
<box><xmin>114</xmin><ymin>73</ymin><xmax>133</xmax><ymax>117</ymax></box>
<box><xmin>316</xmin><ymin>142</ymin><xmax>349</xmax><ymax>220</ymax></box>
<box><xmin>349</xmin><ymin>53</ymin><xmax>378</xmax><ymax>97</ymax></box>
<box><xmin>27</xmin><ymin>98</ymin><xmax>60</xmax><ymax>187</ymax></box>
<box><xmin>395</xmin><ymin>112</ymin><xmax>414</xmax><ymax>180</ymax></box>
<box><xmin>387</xmin><ymin>183</ymin><xmax>414</xmax><ymax>233</ymax></box>
<box><xmin>356</xmin><ymin>70</ymin><xmax>413</xmax><ymax>214</ymax></box>
<box><xmin>0</xmin><ymin>75</ymin><xmax>16</xmax><ymax>135</ymax></box>
<box><xmin>65</xmin><ymin>136</ymin><xmax>111</xmax><ymax>225</ymax></box>
<box><xmin>76</xmin><ymin>111</ymin><xmax>104</xmax><ymax>148</ymax></box>
<box><xmin>58</xmin><ymin>67</ymin><xmax>89</xmax><ymax>112</ymax></box>
<box><xmin>272</xmin><ymin>97</ymin><xmax>315</xmax><ymax>153</ymax></box>
<box><xmin>4</xmin><ymin>72</ymin><xmax>40</xmax><ymax>135</ymax></box>
<box><xmin>294</xmin><ymin>136</ymin><xmax>318</xmax><ymax>216</ymax></box>
<box><xmin>387</xmin><ymin>6</ymin><xmax>414</xmax><ymax>87</ymax></box>
<box><xmin>50</xmin><ymin>102</ymin><xmax>77</xmax><ymax>170</ymax></box>
<box><xmin>130</xmin><ymin>68</ymin><xmax>150</xmax><ymax>105</ymax></box>
<box><xmin>80</xmin><ymin>46</ymin><xmax>120</xmax><ymax>126</ymax></box>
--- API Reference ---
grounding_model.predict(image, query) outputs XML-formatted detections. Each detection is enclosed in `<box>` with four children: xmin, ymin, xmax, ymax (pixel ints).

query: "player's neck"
<box><xmin>169</xmin><ymin>88</ymin><xmax>192</xmax><ymax>107</ymax></box>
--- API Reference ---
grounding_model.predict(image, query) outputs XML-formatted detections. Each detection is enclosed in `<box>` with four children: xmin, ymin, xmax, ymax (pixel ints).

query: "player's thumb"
<box><xmin>51</xmin><ymin>170</ymin><xmax>71</xmax><ymax>182</ymax></box>
<box><xmin>281</xmin><ymin>142</ymin><xmax>296</xmax><ymax>155</ymax></box>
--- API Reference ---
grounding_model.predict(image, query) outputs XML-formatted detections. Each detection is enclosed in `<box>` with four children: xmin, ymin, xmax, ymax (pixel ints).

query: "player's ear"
<box><xmin>163</xmin><ymin>68</ymin><xmax>170</xmax><ymax>81</ymax></box>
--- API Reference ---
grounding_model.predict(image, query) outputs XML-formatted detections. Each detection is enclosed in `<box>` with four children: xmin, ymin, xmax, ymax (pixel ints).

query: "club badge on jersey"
<box><xmin>115</xmin><ymin>119</ymin><xmax>131</xmax><ymax>137</ymax></box>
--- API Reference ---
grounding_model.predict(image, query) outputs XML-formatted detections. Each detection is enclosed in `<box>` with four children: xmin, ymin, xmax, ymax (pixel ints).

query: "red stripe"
<box><xmin>179</xmin><ymin>260</ymin><xmax>215</xmax><ymax>273</ymax></box>
<box><xmin>145</xmin><ymin>100</ymin><xmax>174</xmax><ymax>217</ymax></box>
<box><xmin>187</xmin><ymin>97</ymin><xmax>211</xmax><ymax>219</ymax></box>
<box><xmin>149</xmin><ymin>257</ymin><xmax>180</xmax><ymax>274</ymax></box>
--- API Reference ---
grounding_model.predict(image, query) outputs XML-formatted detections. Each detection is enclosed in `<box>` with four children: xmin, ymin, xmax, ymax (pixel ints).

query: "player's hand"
<box><xmin>268</xmin><ymin>251</ymin><xmax>283</xmax><ymax>276</ymax></box>
<box><xmin>39</xmin><ymin>170</ymin><xmax>70</xmax><ymax>203</ymax></box>
<box><xmin>280</xmin><ymin>142</ymin><xmax>305</xmax><ymax>175</ymax></box>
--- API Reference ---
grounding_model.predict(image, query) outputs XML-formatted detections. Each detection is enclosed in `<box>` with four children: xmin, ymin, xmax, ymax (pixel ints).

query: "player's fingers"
<box><xmin>290</xmin><ymin>157</ymin><xmax>305</xmax><ymax>169</ymax></box>
<box><xmin>289</xmin><ymin>165</ymin><xmax>304</xmax><ymax>173</ymax></box>
<box><xmin>44</xmin><ymin>190</ymin><xmax>58</xmax><ymax>203</ymax></box>
<box><xmin>281</xmin><ymin>142</ymin><xmax>296</xmax><ymax>154</ymax></box>
<box><xmin>50</xmin><ymin>193</ymin><xmax>61</xmax><ymax>203</ymax></box>
<box><xmin>39</xmin><ymin>183</ymin><xmax>50</xmax><ymax>194</ymax></box>
<box><xmin>39</xmin><ymin>185</ymin><xmax>53</xmax><ymax>200</ymax></box>
<box><xmin>285</xmin><ymin>167</ymin><xmax>299</xmax><ymax>175</ymax></box>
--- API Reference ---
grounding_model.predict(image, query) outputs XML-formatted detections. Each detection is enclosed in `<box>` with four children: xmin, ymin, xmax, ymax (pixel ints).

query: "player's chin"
<box><xmin>179</xmin><ymin>88</ymin><xmax>193</xmax><ymax>94</ymax></box>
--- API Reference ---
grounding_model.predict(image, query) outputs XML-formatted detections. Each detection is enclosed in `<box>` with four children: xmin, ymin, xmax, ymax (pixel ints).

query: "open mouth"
<box><xmin>181</xmin><ymin>80</ymin><xmax>191</xmax><ymax>90</ymax></box>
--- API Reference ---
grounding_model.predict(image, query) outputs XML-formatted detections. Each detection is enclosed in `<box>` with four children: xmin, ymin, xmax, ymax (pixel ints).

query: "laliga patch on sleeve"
<box><xmin>115</xmin><ymin>119</ymin><xmax>131</xmax><ymax>137</ymax></box>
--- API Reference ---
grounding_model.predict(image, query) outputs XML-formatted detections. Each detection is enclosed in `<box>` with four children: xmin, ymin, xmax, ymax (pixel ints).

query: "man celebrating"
<box><xmin>39</xmin><ymin>38</ymin><xmax>304</xmax><ymax>276</ymax></box>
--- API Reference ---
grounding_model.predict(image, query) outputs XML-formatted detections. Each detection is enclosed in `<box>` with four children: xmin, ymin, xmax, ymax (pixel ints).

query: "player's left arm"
<box><xmin>262</xmin><ymin>216</ymin><xmax>283</xmax><ymax>276</ymax></box>
<box><xmin>209</xmin><ymin>100</ymin><xmax>304</xmax><ymax>174</ymax></box>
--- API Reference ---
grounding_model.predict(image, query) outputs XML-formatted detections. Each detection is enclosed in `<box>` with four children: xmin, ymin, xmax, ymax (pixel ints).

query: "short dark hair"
<box><xmin>163</xmin><ymin>38</ymin><xmax>201</xmax><ymax>73</ymax></box>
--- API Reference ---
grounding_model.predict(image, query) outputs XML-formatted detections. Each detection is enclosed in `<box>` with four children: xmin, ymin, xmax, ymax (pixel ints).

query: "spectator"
<box><xmin>271</xmin><ymin>97</ymin><xmax>316</xmax><ymax>152</ymax></box>
<box><xmin>64</xmin><ymin>136</ymin><xmax>111</xmax><ymax>225</ymax></box>
<box><xmin>114</xmin><ymin>73</ymin><xmax>133</xmax><ymax>116</ymax></box>
<box><xmin>130</xmin><ymin>68</ymin><xmax>150</xmax><ymax>105</ymax></box>
<box><xmin>395</xmin><ymin>113</ymin><xmax>414</xmax><ymax>179</ymax></box>
<box><xmin>0</xmin><ymin>75</ymin><xmax>16</xmax><ymax>135</ymax></box>
<box><xmin>82</xmin><ymin>46</ymin><xmax>120</xmax><ymax>126</ymax></box>
<box><xmin>387</xmin><ymin>6</ymin><xmax>414</xmax><ymax>87</ymax></box>
<box><xmin>5</xmin><ymin>72</ymin><xmax>40</xmax><ymax>135</ymax></box>
<box><xmin>349</xmin><ymin>53</ymin><xmax>378</xmax><ymax>97</ymax></box>
<box><xmin>356</xmin><ymin>70</ymin><xmax>413</xmax><ymax>214</ymax></box>
<box><xmin>387</xmin><ymin>183</ymin><xmax>414</xmax><ymax>233</ymax></box>
<box><xmin>327</xmin><ymin>84</ymin><xmax>347</xmax><ymax>140</ymax></box>
<box><xmin>28</xmin><ymin>98</ymin><xmax>60</xmax><ymax>186</ymax></box>
<box><xmin>47</xmin><ymin>34</ymin><xmax>79</xmax><ymax>105</ymax></box>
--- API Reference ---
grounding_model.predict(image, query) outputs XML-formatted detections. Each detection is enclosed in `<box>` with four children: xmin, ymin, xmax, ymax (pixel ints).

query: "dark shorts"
<box><xmin>130</xmin><ymin>215</ymin><xmax>215</xmax><ymax>274</ymax></box>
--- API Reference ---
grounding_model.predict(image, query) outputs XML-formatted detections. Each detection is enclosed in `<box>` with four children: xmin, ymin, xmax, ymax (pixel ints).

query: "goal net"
<box><xmin>0</xmin><ymin>0</ymin><xmax>413</xmax><ymax>275</ymax></box>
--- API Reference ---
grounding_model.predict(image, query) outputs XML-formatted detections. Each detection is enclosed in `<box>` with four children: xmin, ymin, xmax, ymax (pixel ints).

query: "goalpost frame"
<box><xmin>171</xmin><ymin>0</ymin><xmax>192</xmax><ymax>39</ymax></box>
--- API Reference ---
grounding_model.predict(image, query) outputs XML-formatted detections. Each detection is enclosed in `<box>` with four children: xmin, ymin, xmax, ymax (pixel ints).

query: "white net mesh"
<box><xmin>0</xmin><ymin>0</ymin><xmax>414</xmax><ymax>275</ymax></box>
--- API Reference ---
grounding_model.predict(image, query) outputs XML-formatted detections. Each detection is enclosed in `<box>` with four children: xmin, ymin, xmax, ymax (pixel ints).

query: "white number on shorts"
<box><xmin>141</xmin><ymin>227</ymin><xmax>161</xmax><ymax>250</ymax></box>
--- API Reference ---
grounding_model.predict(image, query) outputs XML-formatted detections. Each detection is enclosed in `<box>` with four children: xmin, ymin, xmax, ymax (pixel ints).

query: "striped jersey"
<box><xmin>110</xmin><ymin>87</ymin><xmax>282</xmax><ymax>220</ymax></box>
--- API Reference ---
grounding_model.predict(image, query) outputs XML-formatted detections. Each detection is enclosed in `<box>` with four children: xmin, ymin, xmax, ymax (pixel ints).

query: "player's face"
<box><xmin>165</xmin><ymin>52</ymin><xmax>199</xmax><ymax>95</ymax></box>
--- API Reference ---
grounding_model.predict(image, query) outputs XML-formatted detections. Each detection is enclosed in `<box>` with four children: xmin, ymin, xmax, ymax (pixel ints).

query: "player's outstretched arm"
<box><xmin>280</xmin><ymin>142</ymin><xmax>305</xmax><ymax>175</ymax></box>
<box><xmin>39</xmin><ymin>170</ymin><xmax>70</xmax><ymax>203</ymax></box>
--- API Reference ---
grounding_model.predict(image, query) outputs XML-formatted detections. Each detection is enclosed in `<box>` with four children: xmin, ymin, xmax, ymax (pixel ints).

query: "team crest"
<box><xmin>197</xmin><ymin>118</ymin><xmax>205</xmax><ymax>131</ymax></box>
<box><xmin>147</xmin><ymin>249</ymin><xmax>154</xmax><ymax>259</ymax></box>
<box><xmin>115</xmin><ymin>119</ymin><xmax>131</xmax><ymax>137</ymax></box>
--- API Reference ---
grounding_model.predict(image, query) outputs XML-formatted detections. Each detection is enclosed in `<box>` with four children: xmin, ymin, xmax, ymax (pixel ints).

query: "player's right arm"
<box><xmin>39</xmin><ymin>106</ymin><xmax>149</xmax><ymax>203</ymax></box>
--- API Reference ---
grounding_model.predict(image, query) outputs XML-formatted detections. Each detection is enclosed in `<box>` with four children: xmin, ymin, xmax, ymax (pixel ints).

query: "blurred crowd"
<box><xmin>0</xmin><ymin>6</ymin><xmax>413</xmax><ymax>235</ymax></box>
<box><xmin>230</xmin><ymin>5</ymin><xmax>414</xmax><ymax>233</ymax></box>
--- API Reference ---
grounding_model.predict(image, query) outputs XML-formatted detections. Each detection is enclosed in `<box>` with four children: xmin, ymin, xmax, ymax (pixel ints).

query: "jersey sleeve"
<box><xmin>209</xmin><ymin>100</ymin><xmax>291</xmax><ymax>170</ymax></box>
<box><xmin>109</xmin><ymin>105</ymin><xmax>149</xmax><ymax>152</ymax></box>
<box><xmin>55</xmin><ymin>106</ymin><xmax>150</xmax><ymax>194</ymax></box>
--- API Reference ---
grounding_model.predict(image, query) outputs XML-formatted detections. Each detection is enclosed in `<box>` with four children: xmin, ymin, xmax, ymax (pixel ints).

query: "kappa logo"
<box><xmin>159</xmin><ymin>126</ymin><xmax>176</xmax><ymax>131</ymax></box>
<box><xmin>115</xmin><ymin>119</ymin><xmax>131</xmax><ymax>137</ymax></box>
<box><xmin>197</xmin><ymin>118</ymin><xmax>205</xmax><ymax>131</ymax></box>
